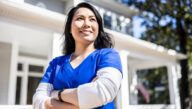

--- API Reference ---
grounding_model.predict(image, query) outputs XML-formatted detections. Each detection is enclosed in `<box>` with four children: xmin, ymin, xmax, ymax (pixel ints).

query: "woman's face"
<box><xmin>71</xmin><ymin>8</ymin><xmax>99</xmax><ymax>45</ymax></box>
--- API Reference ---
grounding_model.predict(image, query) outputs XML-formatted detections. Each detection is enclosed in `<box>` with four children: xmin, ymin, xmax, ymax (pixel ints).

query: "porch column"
<box><xmin>8</xmin><ymin>42</ymin><xmax>19</xmax><ymax>104</ymax></box>
<box><xmin>167</xmin><ymin>63</ymin><xmax>181</xmax><ymax>109</ymax></box>
<box><xmin>119</xmin><ymin>50</ymin><xmax>130</xmax><ymax>109</ymax></box>
<box><xmin>20</xmin><ymin>59</ymin><xmax>28</xmax><ymax>104</ymax></box>
<box><xmin>129</xmin><ymin>67</ymin><xmax>138</xmax><ymax>104</ymax></box>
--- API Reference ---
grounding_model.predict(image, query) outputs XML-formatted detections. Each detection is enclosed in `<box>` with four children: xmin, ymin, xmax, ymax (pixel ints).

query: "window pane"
<box><xmin>116</xmin><ymin>18</ymin><xmax>121</xmax><ymax>32</ymax></box>
<box><xmin>15</xmin><ymin>77</ymin><xmax>21</xmax><ymax>104</ymax></box>
<box><xmin>125</xmin><ymin>23</ymin><xmax>132</xmax><ymax>35</ymax></box>
<box><xmin>28</xmin><ymin>65</ymin><xmax>44</xmax><ymax>73</ymax></box>
<box><xmin>136</xmin><ymin>67</ymin><xmax>170</xmax><ymax>104</ymax></box>
<box><xmin>104</xmin><ymin>14</ymin><xmax>112</xmax><ymax>29</ymax></box>
<box><xmin>27</xmin><ymin>77</ymin><xmax>41</xmax><ymax>104</ymax></box>
<box><xmin>17</xmin><ymin>63</ymin><xmax>23</xmax><ymax>72</ymax></box>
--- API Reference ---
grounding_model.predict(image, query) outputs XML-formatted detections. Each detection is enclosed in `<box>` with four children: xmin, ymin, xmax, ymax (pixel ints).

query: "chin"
<box><xmin>82</xmin><ymin>36</ymin><xmax>95</xmax><ymax>41</ymax></box>
<box><xmin>82</xmin><ymin>39</ymin><xmax>95</xmax><ymax>45</ymax></box>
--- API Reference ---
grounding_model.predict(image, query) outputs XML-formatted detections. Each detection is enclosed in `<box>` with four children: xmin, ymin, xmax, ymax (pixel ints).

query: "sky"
<box><xmin>132</xmin><ymin>16</ymin><xmax>146</xmax><ymax>38</ymax></box>
<box><xmin>132</xmin><ymin>13</ymin><xmax>173</xmax><ymax>39</ymax></box>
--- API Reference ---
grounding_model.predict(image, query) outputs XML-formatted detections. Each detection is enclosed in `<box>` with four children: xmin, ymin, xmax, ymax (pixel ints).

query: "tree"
<box><xmin>129</xmin><ymin>0</ymin><xmax>192</xmax><ymax>108</ymax></box>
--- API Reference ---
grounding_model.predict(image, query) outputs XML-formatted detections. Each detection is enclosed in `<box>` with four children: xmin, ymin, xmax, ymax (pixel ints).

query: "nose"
<box><xmin>83</xmin><ymin>19</ymin><xmax>91</xmax><ymax>28</ymax></box>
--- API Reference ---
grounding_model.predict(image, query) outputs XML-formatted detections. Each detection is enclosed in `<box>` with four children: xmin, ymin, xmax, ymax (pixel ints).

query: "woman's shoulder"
<box><xmin>98</xmin><ymin>48</ymin><xmax>118</xmax><ymax>55</ymax></box>
<box><xmin>50</xmin><ymin>55</ymin><xmax>69</xmax><ymax>65</ymax></box>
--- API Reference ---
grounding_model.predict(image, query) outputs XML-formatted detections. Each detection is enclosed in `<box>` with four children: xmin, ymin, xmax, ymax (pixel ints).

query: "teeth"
<box><xmin>83</xmin><ymin>31</ymin><xmax>90</xmax><ymax>33</ymax></box>
<box><xmin>82</xmin><ymin>31</ymin><xmax>90</xmax><ymax>34</ymax></box>
<box><xmin>81</xmin><ymin>30</ymin><xmax>92</xmax><ymax>32</ymax></box>
<box><xmin>81</xmin><ymin>31</ymin><xmax>90</xmax><ymax>33</ymax></box>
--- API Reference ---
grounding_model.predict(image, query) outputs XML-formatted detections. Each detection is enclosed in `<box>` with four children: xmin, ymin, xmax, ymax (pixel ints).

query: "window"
<box><xmin>27</xmin><ymin>77</ymin><xmax>41</xmax><ymax>104</ymax></box>
<box><xmin>15</xmin><ymin>56</ymin><xmax>48</xmax><ymax>104</ymax></box>
<box><xmin>104</xmin><ymin>13</ymin><xmax>112</xmax><ymax>29</ymax></box>
<box><xmin>125</xmin><ymin>23</ymin><xmax>132</xmax><ymax>35</ymax></box>
<box><xmin>15</xmin><ymin>77</ymin><xmax>22</xmax><ymax>104</ymax></box>
<box><xmin>116</xmin><ymin>17</ymin><xmax>121</xmax><ymax>32</ymax></box>
<box><xmin>28</xmin><ymin>64</ymin><xmax>44</xmax><ymax>73</ymax></box>
<box><xmin>17</xmin><ymin>63</ymin><xmax>23</xmax><ymax>72</ymax></box>
<box><xmin>135</xmin><ymin>67</ymin><xmax>170</xmax><ymax>104</ymax></box>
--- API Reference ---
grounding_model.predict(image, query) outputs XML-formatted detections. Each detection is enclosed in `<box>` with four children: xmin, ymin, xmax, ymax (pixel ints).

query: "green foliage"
<box><xmin>131</xmin><ymin>0</ymin><xmax>192</xmax><ymax>52</ymax></box>
<box><xmin>131</xmin><ymin>0</ymin><xmax>192</xmax><ymax>82</ymax></box>
<box><xmin>129</xmin><ymin>0</ymin><xmax>192</xmax><ymax>108</ymax></box>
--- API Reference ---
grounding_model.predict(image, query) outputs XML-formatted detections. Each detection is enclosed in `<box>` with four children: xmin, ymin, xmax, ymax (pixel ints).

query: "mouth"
<box><xmin>80</xmin><ymin>30</ymin><xmax>93</xmax><ymax>35</ymax></box>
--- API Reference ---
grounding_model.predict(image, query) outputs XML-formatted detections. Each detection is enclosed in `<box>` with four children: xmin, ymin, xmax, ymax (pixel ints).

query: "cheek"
<box><xmin>71</xmin><ymin>23</ymin><xmax>80</xmax><ymax>33</ymax></box>
<box><xmin>73</xmin><ymin>21</ymin><xmax>84</xmax><ymax>29</ymax></box>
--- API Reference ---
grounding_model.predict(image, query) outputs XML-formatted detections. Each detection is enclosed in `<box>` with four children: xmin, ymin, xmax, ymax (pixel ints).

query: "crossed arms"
<box><xmin>33</xmin><ymin>67</ymin><xmax>122</xmax><ymax>109</ymax></box>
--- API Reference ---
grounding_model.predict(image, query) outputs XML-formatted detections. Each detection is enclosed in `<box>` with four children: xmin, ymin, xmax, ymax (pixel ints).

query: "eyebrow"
<box><xmin>75</xmin><ymin>14</ymin><xmax>96</xmax><ymax>18</ymax></box>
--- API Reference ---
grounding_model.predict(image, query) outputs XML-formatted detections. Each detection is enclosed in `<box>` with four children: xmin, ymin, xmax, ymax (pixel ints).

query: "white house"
<box><xmin>0</xmin><ymin>0</ymin><xmax>186</xmax><ymax>109</ymax></box>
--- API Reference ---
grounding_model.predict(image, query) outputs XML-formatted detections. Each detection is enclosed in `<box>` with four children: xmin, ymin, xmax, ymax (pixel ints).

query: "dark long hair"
<box><xmin>63</xmin><ymin>2</ymin><xmax>114</xmax><ymax>55</ymax></box>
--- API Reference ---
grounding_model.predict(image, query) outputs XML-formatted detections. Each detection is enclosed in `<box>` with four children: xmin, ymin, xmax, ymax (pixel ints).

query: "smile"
<box><xmin>80</xmin><ymin>30</ymin><xmax>93</xmax><ymax>35</ymax></box>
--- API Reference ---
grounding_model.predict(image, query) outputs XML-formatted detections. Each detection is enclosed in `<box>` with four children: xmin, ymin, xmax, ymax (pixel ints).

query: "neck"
<box><xmin>73</xmin><ymin>42</ymin><xmax>96</xmax><ymax>56</ymax></box>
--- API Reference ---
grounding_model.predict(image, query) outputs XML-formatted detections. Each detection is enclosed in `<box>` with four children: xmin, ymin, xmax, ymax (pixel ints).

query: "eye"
<box><xmin>76</xmin><ymin>17</ymin><xmax>84</xmax><ymax>20</ymax></box>
<box><xmin>90</xmin><ymin>18</ymin><xmax>96</xmax><ymax>22</ymax></box>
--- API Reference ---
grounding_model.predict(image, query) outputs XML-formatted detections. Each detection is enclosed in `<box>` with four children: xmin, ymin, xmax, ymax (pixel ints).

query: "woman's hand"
<box><xmin>44</xmin><ymin>98</ymin><xmax>79</xmax><ymax>109</ymax></box>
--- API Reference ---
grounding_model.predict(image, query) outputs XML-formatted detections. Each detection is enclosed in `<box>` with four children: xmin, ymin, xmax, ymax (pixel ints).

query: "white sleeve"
<box><xmin>33</xmin><ymin>83</ymin><xmax>53</xmax><ymax>109</ymax></box>
<box><xmin>77</xmin><ymin>67</ymin><xmax>122</xmax><ymax>109</ymax></box>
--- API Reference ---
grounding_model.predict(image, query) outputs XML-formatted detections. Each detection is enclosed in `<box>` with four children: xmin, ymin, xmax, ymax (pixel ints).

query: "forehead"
<box><xmin>74</xmin><ymin>8</ymin><xmax>96</xmax><ymax>17</ymax></box>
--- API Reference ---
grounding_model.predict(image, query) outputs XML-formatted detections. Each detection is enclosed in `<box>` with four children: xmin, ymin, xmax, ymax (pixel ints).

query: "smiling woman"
<box><xmin>33</xmin><ymin>2</ymin><xmax>122</xmax><ymax>109</ymax></box>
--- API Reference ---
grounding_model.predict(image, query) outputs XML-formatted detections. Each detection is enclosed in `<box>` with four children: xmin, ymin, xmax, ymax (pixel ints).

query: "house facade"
<box><xmin>0</xmin><ymin>0</ymin><xmax>186</xmax><ymax>109</ymax></box>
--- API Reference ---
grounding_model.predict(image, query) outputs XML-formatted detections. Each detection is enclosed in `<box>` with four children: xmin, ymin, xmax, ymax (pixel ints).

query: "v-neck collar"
<box><xmin>67</xmin><ymin>49</ymin><xmax>98</xmax><ymax>70</ymax></box>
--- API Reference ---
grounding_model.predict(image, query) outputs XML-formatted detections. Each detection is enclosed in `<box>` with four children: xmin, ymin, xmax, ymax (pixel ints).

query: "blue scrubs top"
<box><xmin>41</xmin><ymin>48</ymin><xmax>122</xmax><ymax>109</ymax></box>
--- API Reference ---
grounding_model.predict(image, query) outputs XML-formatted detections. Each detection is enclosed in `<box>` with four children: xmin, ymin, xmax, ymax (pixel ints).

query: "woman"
<box><xmin>33</xmin><ymin>2</ymin><xmax>122</xmax><ymax>109</ymax></box>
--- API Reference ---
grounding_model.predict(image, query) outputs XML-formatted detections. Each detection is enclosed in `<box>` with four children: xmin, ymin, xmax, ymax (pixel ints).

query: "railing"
<box><xmin>0</xmin><ymin>105</ymin><xmax>32</xmax><ymax>109</ymax></box>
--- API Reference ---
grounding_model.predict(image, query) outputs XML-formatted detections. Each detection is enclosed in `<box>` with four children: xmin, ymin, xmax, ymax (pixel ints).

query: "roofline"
<box><xmin>105</xmin><ymin>29</ymin><xmax>187</xmax><ymax>60</ymax></box>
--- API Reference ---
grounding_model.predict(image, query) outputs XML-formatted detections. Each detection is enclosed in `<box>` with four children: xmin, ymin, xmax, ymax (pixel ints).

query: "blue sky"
<box><xmin>132</xmin><ymin>13</ymin><xmax>173</xmax><ymax>39</ymax></box>
<box><xmin>133</xmin><ymin>16</ymin><xmax>146</xmax><ymax>38</ymax></box>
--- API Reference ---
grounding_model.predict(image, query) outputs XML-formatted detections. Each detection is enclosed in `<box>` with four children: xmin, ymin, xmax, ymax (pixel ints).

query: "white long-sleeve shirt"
<box><xmin>33</xmin><ymin>67</ymin><xmax>122</xmax><ymax>109</ymax></box>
